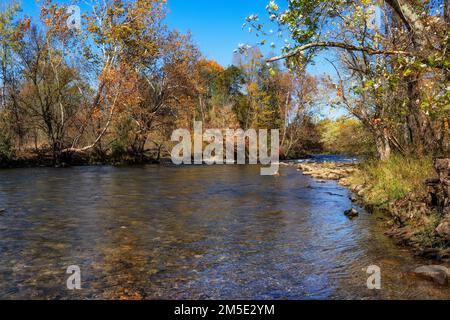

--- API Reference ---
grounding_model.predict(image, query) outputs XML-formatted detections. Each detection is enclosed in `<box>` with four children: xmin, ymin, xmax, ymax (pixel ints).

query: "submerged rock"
<box><xmin>344</xmin><ymin>208</ymin><xmax>359</xmax><ymax>218</ymax></box>
<box><xmin>413</xmin><ymin>265</ymin><xmax>450</xmax><ymax>285</ymax></box>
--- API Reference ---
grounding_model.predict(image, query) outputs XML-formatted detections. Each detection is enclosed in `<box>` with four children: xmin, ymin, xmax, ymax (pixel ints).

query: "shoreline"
<box><xmin>0</xmin><ymin>153</ymin><xmax>164</xmax><ymax>169</ymax></box>
<box><xmin>290</xmin><ymin>160</ymin><xmax>450</xmax><ymax>264</ymax></box>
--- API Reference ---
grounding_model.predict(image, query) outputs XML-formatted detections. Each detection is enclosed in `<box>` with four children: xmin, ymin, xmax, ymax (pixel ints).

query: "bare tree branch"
<box><xmin>267</xmin><ymin>41</ymin><xmax>412</xmax><ymax>63</ymax></box>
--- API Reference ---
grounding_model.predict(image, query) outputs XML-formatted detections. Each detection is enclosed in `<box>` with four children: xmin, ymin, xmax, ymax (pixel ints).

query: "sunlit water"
<box><xmin>0</xmin><ymin>162</ymin><xmax>449</xmax><ymax>299</ymax></box>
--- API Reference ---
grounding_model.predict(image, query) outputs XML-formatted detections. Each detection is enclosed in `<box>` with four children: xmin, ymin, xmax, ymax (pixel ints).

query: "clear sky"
<box><xmin>12</xmin><ymin>0</ymin><xmax>273</xmax><ymax>67</ymax></box>
<box><xmin>11</xmin><ymin>0</ymin><xmax>334</xmax><ymax>74</ymax></box>
<box><xmin>165</xmin><ymin>0</ymin><xmax>274</xmax><ymax>67</ymax></box>
<box><xmin>165</xmin><ymin>1</ymin><xmax>334</xmax><ymax>76</ymax></box>
<box><xmin>14</xmin><ymin>0</ymin><xmax>272</xmax><ymax>65</ymax></box>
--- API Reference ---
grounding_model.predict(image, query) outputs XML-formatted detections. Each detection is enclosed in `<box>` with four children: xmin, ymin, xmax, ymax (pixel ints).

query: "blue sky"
<box><xmin>10</xmin><ymin>0</ymin><xmax>334</xmax><ymax>76</ymax></box>
<box><xmin>165</xmin><ymin>0</ymin><xmax>275</xmax><ymax>67</ymax></box>
<box><xmin>14</xmin><ymin>0</ymin><xmax>284</xmax><ymax>66</ymax></box>
<box><xmin>165</xmin><ymin>1</ymin><xmax>334</xmax><ymax>76</ymax></box>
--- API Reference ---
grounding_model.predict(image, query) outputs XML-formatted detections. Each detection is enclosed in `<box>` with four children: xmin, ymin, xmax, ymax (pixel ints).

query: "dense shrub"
<box><xmin>317</xmin><ymin>117</ymin><xmax>375</xmax><ymax>156</ymax></box>
<box><xmin>0</xmin><ymin>115</ymin><xmax>13</xmax><ymax>163</ymax></box>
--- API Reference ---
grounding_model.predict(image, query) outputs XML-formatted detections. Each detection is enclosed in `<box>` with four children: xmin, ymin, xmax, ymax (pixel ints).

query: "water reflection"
<box><xmin>0</xmin><ymin>165</ymin><xmax>449</xmax><ymax>299</ymax></box>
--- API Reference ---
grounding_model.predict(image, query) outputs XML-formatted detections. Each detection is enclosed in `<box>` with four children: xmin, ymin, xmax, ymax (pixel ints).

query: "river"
<box><xmin>0</xmin><ymin>159</ymin><xmax>449</xmax><ymax>299</ymax></box>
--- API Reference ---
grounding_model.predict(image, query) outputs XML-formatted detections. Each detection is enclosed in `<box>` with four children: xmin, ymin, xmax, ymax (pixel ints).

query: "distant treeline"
<box><xmin>0</xmin><ymin>0</ymin><xmax>448</xmax><ymax>167</ymax></box>
<box><xmin>0</xmin><ymin>0</ymin><xmax>331</xmax><ymax>166</ymax></box>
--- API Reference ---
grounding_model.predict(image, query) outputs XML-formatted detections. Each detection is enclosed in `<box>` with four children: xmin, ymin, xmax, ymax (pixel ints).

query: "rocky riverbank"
<box><xmin>291</xmin><ymin>159</ymin><xmax>450</xmax><ymax>267</ymax></box>
<box><xmin>296</xmin><ymin>162</ymin><xmax>358</xmax><ymax>183</ymax></box>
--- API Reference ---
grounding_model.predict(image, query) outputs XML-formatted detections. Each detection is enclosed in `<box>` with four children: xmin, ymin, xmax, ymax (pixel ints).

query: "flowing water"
<box><xmin>0</xmin><ymin>160</ymin><xmax>449</xmax><ymax>299</ymax></box>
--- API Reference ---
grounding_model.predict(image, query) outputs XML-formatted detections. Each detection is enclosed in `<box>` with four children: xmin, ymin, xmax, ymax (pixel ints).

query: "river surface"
<box><xmin>0</xmin><ymin>159</ymin><xmax>449</xmax><ymax>299</ymax></box>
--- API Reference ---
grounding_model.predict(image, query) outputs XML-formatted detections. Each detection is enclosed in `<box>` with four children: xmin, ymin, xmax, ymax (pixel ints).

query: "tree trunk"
<box><xmin>386</xmin><ymin>1</ymin><xmax>438</xmax><ymax>155</ymax></box>
<box><xmin>385</xmin><ymin>0</ymin><xmax>427</xmax><ymax>47</ymax></box>
<box><xmin>376</xmin><ymin>128</ymin><xmax>391</xmax><ymax>161</ymax></box>
<box><xmin>445</xmin><ymin>0</ymin><xmax>450</xmax><ymax>25</ymax></box>
<box><xmin>133</xmin><ymin>132</ymin><xmax>148</xmax><ymax>162</ymax></box>
<box><xmin>52</xmin><ymin>140</ymin><xmax>62</xmax><ymax>167</ymax></box>
<box><xmin>405</xmin><ymin>74</ymin><xmax>438</xmax><ymax>154</ymax></box>
<box><xmin>156</xmin><ymin>143</ymin><xmax>163</xmax><ymax>162</ymax></box>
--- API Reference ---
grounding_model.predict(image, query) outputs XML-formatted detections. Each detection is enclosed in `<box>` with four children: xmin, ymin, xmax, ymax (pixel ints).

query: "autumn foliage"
<box><xmin>0</xmin><ymin>0</ymin><xmax>321</xmax><ymax>165</ymax></box>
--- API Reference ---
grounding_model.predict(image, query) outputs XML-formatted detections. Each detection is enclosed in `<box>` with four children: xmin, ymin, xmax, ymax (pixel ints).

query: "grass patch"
<box><xmin>349</xmin><ymin>154</ymin><xmax>435</xmax><ymax>207</ymax></box>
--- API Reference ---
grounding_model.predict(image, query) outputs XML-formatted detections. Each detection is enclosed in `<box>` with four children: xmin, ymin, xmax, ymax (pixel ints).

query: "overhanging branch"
<box><xmin>267</xmin><ymin>41</ymin><xmax>412</xmax><ymax>62</ymax></box>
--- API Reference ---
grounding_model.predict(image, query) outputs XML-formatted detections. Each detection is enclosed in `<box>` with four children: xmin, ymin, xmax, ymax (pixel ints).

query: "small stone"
<box><xmin>344</xmin><ymin>208</ymin><xmax>359</xmax><ymax>218</ymax></box>
<box><xmin>413</xmin><ymin>265</ymin><xmax>450</xmax><ymax>285</ymax></box>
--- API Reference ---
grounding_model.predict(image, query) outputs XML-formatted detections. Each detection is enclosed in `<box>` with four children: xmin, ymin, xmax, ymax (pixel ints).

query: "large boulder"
<box><xmin>413</xmin><ymin>265</ymin><xmax>450</xmax><ymax>285</ymax></box>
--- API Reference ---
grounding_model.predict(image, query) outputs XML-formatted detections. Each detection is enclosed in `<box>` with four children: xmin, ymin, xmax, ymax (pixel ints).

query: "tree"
<box><xmin>250</xmin><ymin>0</ymin><xmax>449</xmax><ymax>159</ymax></box>
<box><xmin>0</xmin><ymin>0</ymin><xmax>333</xmax><ymax>165</ymax></box>
<box><xmin>127</xmin><ymin>30</ymin><xmax>200</xmax><ymax>160</ymax></box>
<box><xmin>281</xmin><ymin>69</ymin><xmax>321</xmax><ymax>158</ymax></box>
<box><xmin>4</xmin><ymin>0</ymin><xmax>168</xmax><ymax>164</ymax></box>
<box><xmin>0</xmin><ymin>1</ymin><xmax>28</xmax><ymax>151</ymax></box>
<box><xmin>318</xmin><ymin>117</ymin><xmax>375</xmax><ymax>155</ymax></box>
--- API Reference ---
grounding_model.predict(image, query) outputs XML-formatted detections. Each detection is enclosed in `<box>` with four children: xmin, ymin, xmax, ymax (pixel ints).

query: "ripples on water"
<box><xmin>0</xmin><ymin>163</ymin><xmax>449</xmax><ymax>299</ymax></box>
<box><xmin>297</xmin><ymin>154</ymin><xmax>360</xmax><ymax>164</ymax></box>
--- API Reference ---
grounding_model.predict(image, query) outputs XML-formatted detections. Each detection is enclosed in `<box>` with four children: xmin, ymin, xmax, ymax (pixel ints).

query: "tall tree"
<box><xmin>250</xmin><ymin>0</ymin><xmax>449</xmax><ymax>159</ymax></box>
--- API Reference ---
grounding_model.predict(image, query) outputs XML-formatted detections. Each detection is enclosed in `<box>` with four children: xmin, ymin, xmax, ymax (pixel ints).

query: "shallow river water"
<box><xmin>0</xmin><ymin>161</ymin><xmax>449</xmax><ymax>299</ymax></box>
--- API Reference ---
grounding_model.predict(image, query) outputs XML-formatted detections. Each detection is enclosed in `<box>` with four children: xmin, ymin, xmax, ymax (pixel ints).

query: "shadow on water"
<box><xmin>0</xmin><ymin>164</ymin><xmax>449</xmax><ymax>299</ymax></box>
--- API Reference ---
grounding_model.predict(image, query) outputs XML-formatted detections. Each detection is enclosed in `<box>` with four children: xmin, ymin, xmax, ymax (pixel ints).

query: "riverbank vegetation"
<box><xmin>246</xmin><ymin>0</ymin><xmax>449</xmax><ymax>255</ymax></box>
<box><xmin>345</xmin><ymin>156</ymin><xmax>450</xmax><ymax>256</ymax></box>
<box><xmin>250</xmin><ymin>0</ymin><xmax>449</xmax><ymax>161</ymax></box>
<box><xmin>317</xmin><ymin>117</ymin><xmax>375</xmax><ymax>156</ymax></box>
<box><xmin>348</xmin><ymin>155</ymin><xmax>435</xmax><ymax>207</ymax></box>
